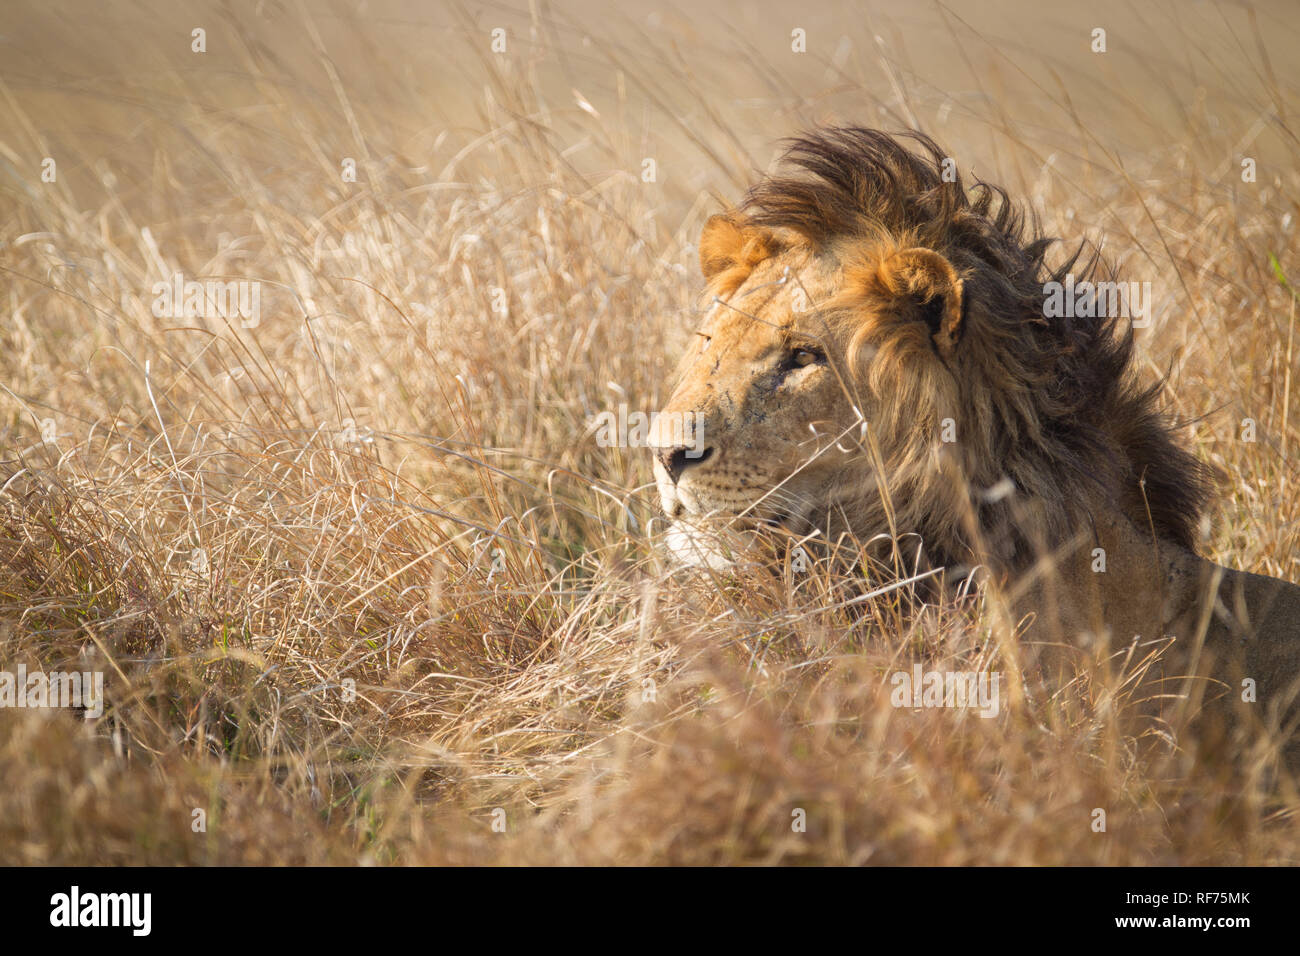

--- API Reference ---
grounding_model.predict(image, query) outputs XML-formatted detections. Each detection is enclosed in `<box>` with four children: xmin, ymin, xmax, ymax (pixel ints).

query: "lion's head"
<box><xmin>650</xmin><ymin>127</ymin><xmax>1215</xmax><ymax>576</ymax></box>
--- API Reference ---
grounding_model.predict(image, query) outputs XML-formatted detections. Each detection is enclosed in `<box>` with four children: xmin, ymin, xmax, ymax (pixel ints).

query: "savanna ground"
<box><xmin>0</xmin><ymin>0</ymin><xmax>1298</xmax><ymax>865</ymax></box>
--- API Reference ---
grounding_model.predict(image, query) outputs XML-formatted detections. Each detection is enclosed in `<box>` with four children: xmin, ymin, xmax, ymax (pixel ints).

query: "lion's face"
<box><xmin>650</xmin><ymin>214</ymin><xmax>966</xmax><ymax>568</ymax></box>
<box><xmin>650</xmin><ymin>252</ymin><xmax>855</xmax><ymax>541</ymax></box>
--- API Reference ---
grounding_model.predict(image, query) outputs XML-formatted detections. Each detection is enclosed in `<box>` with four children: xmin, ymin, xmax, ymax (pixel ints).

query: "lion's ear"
<box><xmin>698</xmin><ymin>213</ymin><xmax>777</xmax><ymax>283</ymax></box>
<box><xmin>870</xmin><ymin>248</ymin><xmax>965</xmax><ymax>357</ymax></box>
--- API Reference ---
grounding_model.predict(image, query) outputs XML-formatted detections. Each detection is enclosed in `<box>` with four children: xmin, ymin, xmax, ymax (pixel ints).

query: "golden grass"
<box><xmin>1</xmin><ymin>0</ymin><xmax>1298</xmax><ymax>864</ymax></box>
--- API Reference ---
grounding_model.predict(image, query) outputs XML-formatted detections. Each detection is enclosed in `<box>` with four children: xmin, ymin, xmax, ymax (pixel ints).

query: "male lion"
<box><xmin>650</xmin><ymin>127</ymin><xmax>1300</xmax><ymax>763</ymax></box>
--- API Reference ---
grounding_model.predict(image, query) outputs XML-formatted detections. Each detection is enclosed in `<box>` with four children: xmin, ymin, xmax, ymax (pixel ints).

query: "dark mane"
<box><xmin>740</xmin><ymin>126</ymin><xmax>1215</xmax><ymax>553</ymax></box>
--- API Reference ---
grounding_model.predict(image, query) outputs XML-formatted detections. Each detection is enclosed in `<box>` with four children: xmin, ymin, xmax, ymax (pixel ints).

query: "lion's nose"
<box><xmin>656</xmin><ymin>445</ymin><xmax>714</xmax><ymax>484</ymax></box>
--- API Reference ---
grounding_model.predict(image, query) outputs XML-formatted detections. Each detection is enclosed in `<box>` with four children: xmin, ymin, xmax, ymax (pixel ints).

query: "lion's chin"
<box><xmin>663</xmin><ymin>521</ymin><xmax>751</xmax><ymax>571</ymax></box>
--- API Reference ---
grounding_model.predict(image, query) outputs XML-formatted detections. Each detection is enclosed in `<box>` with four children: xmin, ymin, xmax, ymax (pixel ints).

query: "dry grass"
<box><xmin>1</xmin><ymin>0</ymin><xmax>1298</xmax><ymax>864</ymax></box>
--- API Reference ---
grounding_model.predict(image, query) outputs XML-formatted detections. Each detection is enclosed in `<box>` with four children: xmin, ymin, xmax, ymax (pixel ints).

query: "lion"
<box><xmin>649</xmin><ymin>127</ymin><xmax>1300</xmax><ymax>764</ymax></box>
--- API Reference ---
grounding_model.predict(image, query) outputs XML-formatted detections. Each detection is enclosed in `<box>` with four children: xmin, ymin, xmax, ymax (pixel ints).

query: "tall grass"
<box><xmin>1</xmin><ymin>0</ymin><xmax>1297</xmax><ymax>864</ymax></box>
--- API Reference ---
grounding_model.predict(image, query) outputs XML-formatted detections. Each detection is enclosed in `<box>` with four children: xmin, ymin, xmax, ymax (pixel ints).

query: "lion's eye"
<box><xmin>790</xmin><ymin>348</ymin><xmax>822</xmax><ymax>368</ymax></box>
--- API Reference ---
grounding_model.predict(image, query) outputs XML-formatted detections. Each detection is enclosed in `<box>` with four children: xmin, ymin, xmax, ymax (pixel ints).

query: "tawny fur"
<box><xmin>651</xmin><ymin>127</ymin><xmax>1300</xmax><ymax>766</ymax></box>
